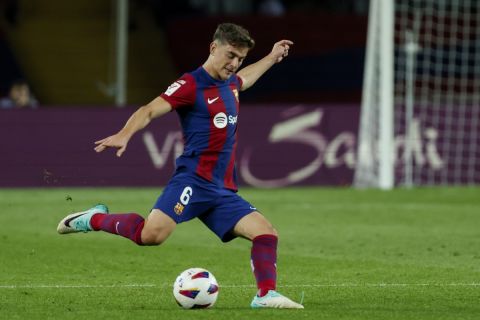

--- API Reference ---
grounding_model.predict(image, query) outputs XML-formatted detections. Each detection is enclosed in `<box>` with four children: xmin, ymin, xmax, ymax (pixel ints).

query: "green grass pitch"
<box><xmin>1</xmin><ymin>187</ymin><xmax>479</xmax><ymax>319</ymax></box>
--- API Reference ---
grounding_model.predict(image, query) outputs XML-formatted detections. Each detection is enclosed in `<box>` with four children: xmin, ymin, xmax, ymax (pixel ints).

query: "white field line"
<box><xmin>1</xmin><ymin>283</ymin><xmax>480</xmax><ymax>289</ymax></box>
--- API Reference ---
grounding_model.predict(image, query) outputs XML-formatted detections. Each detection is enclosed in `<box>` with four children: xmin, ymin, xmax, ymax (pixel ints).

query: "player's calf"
<box><xmin>90</xmin><ymin>212</ymin><xmax>145</xmax><ymax>245</ymax></box>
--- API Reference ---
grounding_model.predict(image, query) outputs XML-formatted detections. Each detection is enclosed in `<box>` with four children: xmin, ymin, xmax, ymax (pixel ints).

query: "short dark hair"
<box><xmin>213</xmin><ymin>23</ymin><xmax>255</xmax><ymax>50</ymax></box>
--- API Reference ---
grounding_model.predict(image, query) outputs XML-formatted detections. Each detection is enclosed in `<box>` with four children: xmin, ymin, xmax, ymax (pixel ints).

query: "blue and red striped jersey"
<box><xmin>160</xmin><ymin>67</ymin><xmax>242</xmax><ymax>191</ymax></box>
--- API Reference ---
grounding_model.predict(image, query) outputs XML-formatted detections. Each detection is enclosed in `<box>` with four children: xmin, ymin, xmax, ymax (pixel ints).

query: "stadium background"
<box><xmin>0</xmin><ymin>0</ymin><xmax>369</xmax><ymax>188</ymax></box>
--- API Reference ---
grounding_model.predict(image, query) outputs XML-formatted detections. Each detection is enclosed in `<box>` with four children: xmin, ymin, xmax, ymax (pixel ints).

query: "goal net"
<box><xmin>355</xmin><ymin>0</ymin><xmax>480</xmax><ymax>188</ymax></box>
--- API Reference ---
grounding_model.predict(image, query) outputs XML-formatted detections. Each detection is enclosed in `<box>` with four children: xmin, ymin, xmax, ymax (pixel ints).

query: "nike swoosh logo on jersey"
<box><xmin>207</xmin><ymin>97</ymin><xmax>219</xmax><ymax>104</ymax></box>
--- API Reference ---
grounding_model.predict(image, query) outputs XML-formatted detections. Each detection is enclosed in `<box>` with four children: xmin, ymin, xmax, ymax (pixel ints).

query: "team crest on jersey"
<box><xmin>232</xmin><ymin>89</ymin><xmax>239</xmax><ymax>102</ymax></box>
<box><xmin>174</xmin><ymin>202</ymin><xmax>184</xmax><ymax>215</ymax></box>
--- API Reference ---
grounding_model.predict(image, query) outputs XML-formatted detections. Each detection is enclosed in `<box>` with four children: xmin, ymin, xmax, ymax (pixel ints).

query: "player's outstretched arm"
<box><xmin>237</xmin><ymin>39</ymin><xmax>293</xmax><ymax>91</ymax></box>
<box><xmin>94</xmin><ymin>96</ymin><xmax>172</xmax><ymax>157</ymax></box>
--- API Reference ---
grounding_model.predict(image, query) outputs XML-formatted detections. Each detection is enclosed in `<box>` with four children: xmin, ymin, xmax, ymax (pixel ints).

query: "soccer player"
<box><xmin>57</xmin><ymin>23</ymin><xmax>303</xmax><ymax>309</ymax></box>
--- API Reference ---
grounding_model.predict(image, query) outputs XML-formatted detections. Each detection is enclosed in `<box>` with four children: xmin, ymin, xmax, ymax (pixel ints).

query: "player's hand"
<box><xmin>269</xmin><ymin>40</ymin><xmax>293</xmax><ymax>63</ymax></box>
<box><xmin>94</xmin><ymin>133</ymin><xmax>130</xmax><ymax>157</ymax></box>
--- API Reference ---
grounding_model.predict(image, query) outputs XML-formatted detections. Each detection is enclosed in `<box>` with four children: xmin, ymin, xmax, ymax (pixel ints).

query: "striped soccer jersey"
<box><xmin>161</xmin><ymin>66</ymin><xmax>242</xmax><ymax>191</ymax></box>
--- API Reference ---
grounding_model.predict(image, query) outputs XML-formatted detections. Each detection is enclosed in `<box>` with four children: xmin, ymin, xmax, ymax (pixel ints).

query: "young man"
<box><xmin>57</xmin><ymin>23</ymin><xmax>303</xmax><ymax>309</ymax></box>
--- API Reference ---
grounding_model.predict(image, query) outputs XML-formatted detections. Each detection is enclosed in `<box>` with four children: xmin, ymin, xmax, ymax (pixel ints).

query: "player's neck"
<box><xmin>202</xmin><ymin>60</ymin><xmax>222</xmax><ymax>81</ymax></box>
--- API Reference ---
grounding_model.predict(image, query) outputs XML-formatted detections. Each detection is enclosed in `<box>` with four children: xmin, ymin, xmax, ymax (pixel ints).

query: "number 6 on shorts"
<box><xmin>180</xmin><ymin>186</ymin><xmax>193</xmax><ymax>205</ymax></box>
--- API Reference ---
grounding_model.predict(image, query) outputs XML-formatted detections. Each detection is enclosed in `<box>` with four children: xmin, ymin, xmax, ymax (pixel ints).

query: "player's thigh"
<box><xmin>232</xmin><ymin>211</ymin><xmax>278</xmax><ymax>241</ymax></box>
<box><xmin>141</xmin><ymin>209</ymin><xmax>177</xmax><ymax>245</ymax></box>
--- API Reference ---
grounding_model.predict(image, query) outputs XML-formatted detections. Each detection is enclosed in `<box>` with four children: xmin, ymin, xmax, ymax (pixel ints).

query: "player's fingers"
<box><xmin>116</xmin><ymin>146</ymin><xmax>126</xmax><ymax>157</ymax></box>
<box><xmin>94</xmin><ymin>138</ymin><xmax>108</xmax><ymax>145</ymax></box>
<box><xmin>278</xmin><ymin>39</ymin><xmax>294</xmax><ymax>46</ymax></box>
<box><xmin>94</xmin><ymin>144</ymin><xmax>106</xmax><ymax>153</ymax></box>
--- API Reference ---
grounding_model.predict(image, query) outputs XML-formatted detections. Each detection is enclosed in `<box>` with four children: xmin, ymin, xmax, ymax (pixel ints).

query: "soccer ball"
<box><xmin>173</xmin><ymin>267</ymin><xmax>219</xmax><ymax>309</ymax></box>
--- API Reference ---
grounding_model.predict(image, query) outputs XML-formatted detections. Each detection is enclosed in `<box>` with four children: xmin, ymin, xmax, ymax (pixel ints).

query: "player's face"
<box><xmin>212</xmin><ymin>42</ymin><xmax>249</xmax><ymax>80</ymax></box>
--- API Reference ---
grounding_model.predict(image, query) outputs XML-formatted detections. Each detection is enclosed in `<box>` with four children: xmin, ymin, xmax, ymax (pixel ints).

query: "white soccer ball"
<box><xmin>173</xmin><ymin>267</ymin><xmax>219</xmax><ymax>309</ymax></box>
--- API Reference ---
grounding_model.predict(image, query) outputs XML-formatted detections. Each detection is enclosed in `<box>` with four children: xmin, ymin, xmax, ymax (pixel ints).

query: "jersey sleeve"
<box><xmin>235</xmin><ymin>74</ymin><xmax>243</xmax><ymax>91</ymax></box>
<box><xmin>160</xmin><ymin>73</ymin><xmax>196</xmax><ymax>109</ymax></box>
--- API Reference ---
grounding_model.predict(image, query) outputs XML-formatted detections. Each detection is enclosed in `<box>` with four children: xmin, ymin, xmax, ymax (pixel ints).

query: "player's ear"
<box><xmin>210</xmin><ymin>41</ymin><xmax>217</xmax><ymax>56</ymax></box>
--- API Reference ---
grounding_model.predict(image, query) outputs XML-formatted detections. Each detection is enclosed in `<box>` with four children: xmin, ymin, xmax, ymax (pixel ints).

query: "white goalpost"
<box><xmin>355</xmin><ymin>0</ymin><xmax>480</xmax><ymax>188</ymax></box>
<box><xmin>355</xmin><ymin>0</ymin><xmax>395</xmax><ymax>189</ymax></box>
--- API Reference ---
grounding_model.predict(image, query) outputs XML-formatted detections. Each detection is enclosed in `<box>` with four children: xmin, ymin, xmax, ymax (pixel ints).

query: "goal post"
<box><xmin>355</xmin><ymin>0</ymin><xmax>395</xmax><ymax>190</ymax></box>
<box><xmin>355</xmin><ymin>0</ymin><xmax>480</xmax><ymax>188</ymax></box>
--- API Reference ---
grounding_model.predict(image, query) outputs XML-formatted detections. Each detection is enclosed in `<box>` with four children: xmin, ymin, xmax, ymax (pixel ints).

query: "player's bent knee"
<box><xmin>254</xmin><ymin>214</ymin><xmax>278</xmax><ymax>237</ymax></box>
<box><xmin>233</xmin><ymin>211</ymin><xmax>279</xmax><ymax>240</ymax></box>
<box><xmin>258</xmin><ymin>225</ymin><xmax>278</xmax><ymax>238</ymax></box>
<box><xmin>141</xmin><ymin>229</ymin><xmax>169</xmax><ymax>245</ymax></box>
<box><xmin>140</xmin><ymin>209</ymin><xmax>176</xmax><ymax>245</ymax></box>
<box><xmin>269</xmin><ymin>227</ymin><xmax>279</xmax><ymax>237</ymax></box>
